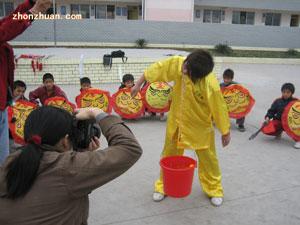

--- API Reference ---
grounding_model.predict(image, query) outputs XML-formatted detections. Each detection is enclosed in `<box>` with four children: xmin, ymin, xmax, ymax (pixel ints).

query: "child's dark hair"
<box><xmin>80</xmin><ymin>77</ymin><xmax>91</xmax><ymax>85</ymax></box>
<box><xmin>223</xmin><ymin>69</ymin><xmax>234</xmax><ymax>79</ymax></box>
<box><xmin>122</xmin><ymin>74</ymin><xmax>134</xmax><ymax>83</ymax></box>
<box><xmin>5</xmin><ymin>106</ymin><xmax>73</xmax><ymax>199</ymax></box>
<box><xmin>13</xmin><ymin>80</ymin><xmax>27</xmax><ymax>90</ymax></box>
<box><xmin>281</xmin><ymin>83</ymin><xmax>295</xmax><ymax>94</ymax></box>
<box><xmin>43</xmin><ymin>73</ymin><xmax>54</xmax><ymax>83</ymax></box>
<box><xmin>184</xmin><ymin>49</ymin><xmax>214</xmax><ymax>83</ymax></box>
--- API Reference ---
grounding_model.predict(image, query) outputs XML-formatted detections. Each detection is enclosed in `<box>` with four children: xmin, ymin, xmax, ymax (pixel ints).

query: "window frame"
<box><xmin>203</xmin><ymin>9</ymin><xmax>224</xmax><ymax>23</ymax></box>
<box><xmin>232</xmin><ymin>11</ymin><xmax>255</xmax><ymax>25</ymax></box>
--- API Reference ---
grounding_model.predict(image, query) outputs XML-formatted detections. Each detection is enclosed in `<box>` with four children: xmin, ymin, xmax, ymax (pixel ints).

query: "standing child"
<box><xmin>29</xmin><ymin>73</ymin><xmax>68</xmax><ymax>105</ymax></box>
<box><xmin>132</xmin><ymin>50</ymin><xmax>231</xmax><ymax>206</ymax></box>
<box><xmin>263</xmin><ymin>83</ymin><xmax>299</xmax><ymax>149</ymax></box>
<box><xmin>220</xmin><ymin>69</ymin><xmax>246</xmax><ymax>132</ymax></box>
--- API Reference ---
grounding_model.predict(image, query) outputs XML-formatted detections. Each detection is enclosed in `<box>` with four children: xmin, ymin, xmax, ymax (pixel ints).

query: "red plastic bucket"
<box><xmin>160</xmin><ymin>155</ymin><xmax>197</xmax><ymax>198</ymax></box>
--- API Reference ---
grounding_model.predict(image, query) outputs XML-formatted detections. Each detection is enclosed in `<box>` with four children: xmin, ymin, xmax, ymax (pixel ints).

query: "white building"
<box><xmin>1</xmin><ymin>0</ymin><xmax>299</xmax><ymax>27</ymax></box>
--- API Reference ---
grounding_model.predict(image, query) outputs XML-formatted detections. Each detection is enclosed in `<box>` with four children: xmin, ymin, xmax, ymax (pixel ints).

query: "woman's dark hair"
<box><xmin>184</xmin><ymin>49</ymin><xmax>214</xmax><ymax>83</ymax></box>
<box><xmin>281</xmin><ymin>83</ymin><xmax>295</xmax><ymax>94</ymax></box>
<box><xmin>223</xmin><ymin>69</ymin><xmax>234</xmax><ymax>79</ymax></box>
<box><xmin>43</xmin><ymin>73</ymin><xmax>54</xmax><ymax>83</ymax></box>
<box><xmin>13</xmin><ymin>80</ymin><xmax>27</xmax><ymax>90</ymax></box>
<box><xmin>122</xmin><ymin>74</ymin><xmax>134</xmax><ymax>83</ymax></box>
<box><xmin>5</xmin><ymin>106</ymin><xmax>73</xmax><ymax>199</ymax></box>
<box><xmin>80</xmin><ymin>77</ymin><xmax>91</xmax><ymax>85</ymax></box>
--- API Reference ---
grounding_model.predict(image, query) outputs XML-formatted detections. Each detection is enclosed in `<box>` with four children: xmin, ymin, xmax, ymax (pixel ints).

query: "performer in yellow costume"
<box><xmin>132</xmin><ymin>50</ymin><xmax>231</xmax><ymax>206</ymax></box>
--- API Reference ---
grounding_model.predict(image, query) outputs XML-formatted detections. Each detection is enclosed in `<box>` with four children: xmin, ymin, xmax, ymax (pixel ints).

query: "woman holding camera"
<box><xmin>0</xmin><ymin>106</ymin><xmax>142</xmax><ymax>225</ymax></box>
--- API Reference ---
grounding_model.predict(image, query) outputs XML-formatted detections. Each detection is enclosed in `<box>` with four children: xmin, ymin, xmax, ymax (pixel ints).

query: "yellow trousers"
<box><xmin>154</xmin><ymin>131</ymin><xmax>224</xmax><ymax>197</ymax></box>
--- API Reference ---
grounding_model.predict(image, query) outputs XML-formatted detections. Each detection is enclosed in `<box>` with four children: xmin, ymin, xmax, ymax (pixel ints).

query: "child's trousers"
<box><xmin>154</xmin><ymin>131</ymin><xmax>224</xmax><ymax>197</ymax></box>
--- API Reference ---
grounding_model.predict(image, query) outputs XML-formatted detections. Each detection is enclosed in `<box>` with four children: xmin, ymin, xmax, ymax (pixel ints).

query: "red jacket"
<box><xmin>0</xmin><ymin>0</ymin><xmax>33</xmax><ymax>110</ymax></box>
<box><xmin>29</xmin><ymin>85</ymin><xmax>68</xmax><ymax>105</ymax></box>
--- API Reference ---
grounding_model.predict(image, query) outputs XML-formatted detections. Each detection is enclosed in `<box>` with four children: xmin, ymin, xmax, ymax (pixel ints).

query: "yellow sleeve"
<box><xmin>144</xmin><ymin>56</ymin><xmax>183</xmax><ymax>83</ymax></box>
<box><xmin>207</xmin><ymin>74</ymin><xmax>230</xmax><ymax>135</ymax></box>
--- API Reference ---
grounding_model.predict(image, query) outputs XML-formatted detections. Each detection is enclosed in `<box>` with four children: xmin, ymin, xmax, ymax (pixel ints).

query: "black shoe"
<box><xmin>238</xmin><ymin>125</ymin><xmax>246</xmax><ymax>132</ymax></box>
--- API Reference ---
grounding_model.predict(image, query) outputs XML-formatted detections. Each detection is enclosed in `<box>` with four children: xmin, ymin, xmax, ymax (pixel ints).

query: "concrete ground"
<box><xmin>26</xmin><ymin>63</ymin><xmax>300</xmax><ymax>225</ymax></box>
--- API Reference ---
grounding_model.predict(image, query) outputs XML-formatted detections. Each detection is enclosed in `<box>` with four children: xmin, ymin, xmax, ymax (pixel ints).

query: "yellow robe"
<box><xmin>144</xmin><ymin>56</ymin><xmax>230</xmax><ymax>150</ymax></box>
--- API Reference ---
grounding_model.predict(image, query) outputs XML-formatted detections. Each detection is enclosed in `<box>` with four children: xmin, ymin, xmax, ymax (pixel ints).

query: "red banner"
<box><xmin>221</xmin><ymin>84</ymin><xmax>255</xmax><ymax>119</ymax></box>
<box><xmin>8</xmin><ymin>100</ymin><xmax>37</xmax><ymax>144</ymax></box>
<box><xmin>142</xmin><ymin>82</ymin><xmax>172</xmax><ymax>113</ymax></box>
<box><xmin>75</xmin><ymin>89</ymin><xmax>112</xmax><ymax>113</ymax></box>
<box><xmin>112</xmin><ymin>88</ymin><xmax>145</xmax><ymax>119</ymax></box>
<box><xmin>282</xmin><ymin>100</ymin><xmax>300</xmax><ymax>141</ymax></box>
<box><xmin>44</xmin><ymin>97</ymin><xmax>76</xmax><ymax>114</ymax></box>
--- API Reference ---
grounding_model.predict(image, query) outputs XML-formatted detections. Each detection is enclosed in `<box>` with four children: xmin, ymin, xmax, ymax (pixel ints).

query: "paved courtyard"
<box><xmin>26</xmin><ymin>62</ymin><xmax>300</xmax><ymax>225</ymax></box>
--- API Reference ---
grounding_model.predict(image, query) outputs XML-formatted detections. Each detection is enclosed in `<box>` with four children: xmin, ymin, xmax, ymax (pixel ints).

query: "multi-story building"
<box><xmin>1</xmin><ymin>0</ymin><xmax>299</xmax><ymax>27</ymax></box>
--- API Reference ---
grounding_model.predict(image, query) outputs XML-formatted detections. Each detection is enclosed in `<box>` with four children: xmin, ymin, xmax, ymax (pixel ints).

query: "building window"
<box><xmin>95</xmin><ymin>5</ymin><xmax>106</xmax><ymax>19</ymax></box>
<box><xmin>60</xmin><ymin>6</ymin><xmax>66</xmax><ymax>15</ymax></box>
<box><xmin>107</xmin><ymin>5</ymin><xmax>115</xmax><ymax>19</ymax></box>
<box><xmin>116</xmin><ymin>7</ymin><xmax>127</xmax><ymax>16</ymax></box>
<box><xmin>203</xmin><ymin>10</ymin><xmax>224</xmax><ymax>23</ymax></box>
<box><xmin>0</xmin><ymin>1</ymin><xmax>14</xmax><ymax>17</ymax></box>
<box><xmin>195</xmin><ymin>9</ymin><xmax>200</xmax><ymax>18</ymax></box>
<box><xmin>232</xmin><ymin>11</ymin><xmax>255</xmax><ymax>25</ymax></box>
<box><xmin>263</xmin><ymin>13</ymin><xmax>281</xmax><ymax>26</ymax></box>
<box><xmin>290</xmin><ymin>15</ymin><xmax>299</xmax><ymax>27</ymax></box>
<box><xmin>71</xmin><ymin>4</ymin><xmax>79</xmax><ymax>14</ymax></box>
<box><xmin>71</xmin><ymin>4</ymin><xmax>90</xmax><ymax>18</ymax></box>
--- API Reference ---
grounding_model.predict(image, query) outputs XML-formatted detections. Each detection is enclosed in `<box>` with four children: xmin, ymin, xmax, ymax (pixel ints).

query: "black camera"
<box><xmin>72</xmin><ymin>119</ymin><xmax>101</xmax><ymax>151</ymax></box>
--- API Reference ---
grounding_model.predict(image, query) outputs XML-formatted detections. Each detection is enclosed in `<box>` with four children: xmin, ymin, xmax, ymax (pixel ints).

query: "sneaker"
<box><xmin>238</xmin><ymin>125</ymin><xmax>246</xmax><ymax>132</ymax></box>
<box><xmin>294</xmin><ymin>142</ymin><xmax>300</xmax><ymax>149</ymax></box>
<box><xmin>210</xmin><ymin>197</ymin><xmax>223</xmax><ymax>207</ymax></box>
<box><xmin>153</xmin><ymin>192</ymin><xmax>165</xmax><ymax>202</ymax></box>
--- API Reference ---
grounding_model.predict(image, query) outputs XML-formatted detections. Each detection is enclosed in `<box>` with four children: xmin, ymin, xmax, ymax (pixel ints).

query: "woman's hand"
<box><xmin>30</xmin><ymin>0</ymin><xmax>52</xmax><ymax>14</ymax></box>
<box><xmin>88</xmin><ymin>137</ymin><xmax>100</xmax><ymax>151</ymax></box>
<box><xmin>75</xmin><ymin>108</ymin><xmax>104</xmax><ymax>120</ymax></box>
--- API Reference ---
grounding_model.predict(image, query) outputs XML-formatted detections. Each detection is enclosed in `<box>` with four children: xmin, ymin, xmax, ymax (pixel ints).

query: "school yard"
<box><xmin>26</xmin><ymin>62</ymin><xmax>300</xmax><ymax>225</ymax></box>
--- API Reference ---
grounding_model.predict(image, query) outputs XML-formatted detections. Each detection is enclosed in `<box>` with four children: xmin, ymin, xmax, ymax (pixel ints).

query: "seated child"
<box><xmin>29</xmin><ymin>73</ymin><xmax>68</xmax><ymax>105</ymax></box>
<box><xmin>12</xmin><ymin>80</ymin><xmax>28</xmax><ymax>101</ymax></box>
<box><xmin>119</xmin><ymin>74</ymin><xmax>134</xmax><ymax>89</ymax></box>
<box><xmin>9</xmin><ymin>80</ymin><xmax>29</xmax><ymax>153</ymax></box>
<box><xmin>75</xmin><ymin>77</ymin><xmax>92</xmax><ymax>103</ymax></box>
<box><xmin>79</xmin><ymin>77</ymin><xmax>92</xmax><ymax>91</ymax></box>
<box><xmin>263</xmin><ymin>83</ymin><xmax>299</xmax><ymax>149</ymax></box>
<box><xmin>220</xmin><ymin>69</ymin><xmax>245</xmax><ymax>132</ymax></box>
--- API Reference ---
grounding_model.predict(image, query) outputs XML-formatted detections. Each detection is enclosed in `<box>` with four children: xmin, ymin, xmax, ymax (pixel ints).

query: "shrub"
<box><xmin>135</xmin><ymin>39</ymin><xmax>147</xmax><ymax>48</ymax></box>
<box><xmin>286</xmin><ymin>49</ymin><xmax>298</xmax><ymax>56</ymax></box>
<box><xmin>214</xmin><ymin>44</ymin><xmax>233</xmax><ymax>55</ymax></box>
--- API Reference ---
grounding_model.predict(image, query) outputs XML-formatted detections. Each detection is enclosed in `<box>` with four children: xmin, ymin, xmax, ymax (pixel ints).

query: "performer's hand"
<box><xmin>131</xmin><ymin>74</ymin><xmax>145</xmax><ymax>97</ymax></box>
<box><xmin>222</xmin><ymin>132</ymin><xmax>231</xmax><ymax>147</ymax></box>
<box><xmin>30</xmin><ymin>0</ymin><xmax>52</xmax><ymax>14</ymax></box>
<box><xmin>131</xmin><ymin>85</ymin><xmax>140</xmax><ymax>98</ymax></box>
<box><xmin>75</xmin><ymin>108</ymin><xmax>104</xmax><ymax>120</ymax></box>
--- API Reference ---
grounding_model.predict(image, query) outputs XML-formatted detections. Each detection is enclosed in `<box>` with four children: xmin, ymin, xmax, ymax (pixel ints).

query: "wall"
<box><xmin>14</xmin><ymin>57</ymin><xmax>222</xmax><ymax>85</ymax></box>
<box><xmin>145</xmin><ymin>0</ymin><xmax>193</xmax><ymax>22</ymax></box>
